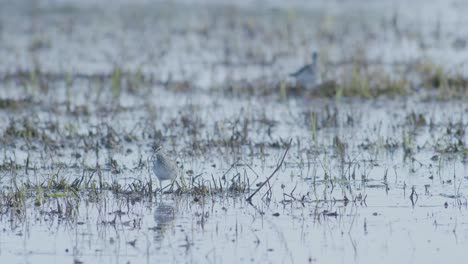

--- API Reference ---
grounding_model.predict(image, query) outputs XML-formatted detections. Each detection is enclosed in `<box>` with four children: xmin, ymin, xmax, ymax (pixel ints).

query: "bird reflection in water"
<box><xmin>152</xmin><ymin>202</ymin><xmax>176</xmax><ymax>242</ymax></box>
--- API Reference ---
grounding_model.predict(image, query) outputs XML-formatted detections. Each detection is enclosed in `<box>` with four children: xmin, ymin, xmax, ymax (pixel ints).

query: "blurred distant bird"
<box><xmin>290</xmin><ymin>51</ymin><xmax>321</xmax><ymax>89</ymax></box>
<box><xmin>151</xmin><ymin>145</ymin><xmax>179</xmax><ymax>189</ymax></box>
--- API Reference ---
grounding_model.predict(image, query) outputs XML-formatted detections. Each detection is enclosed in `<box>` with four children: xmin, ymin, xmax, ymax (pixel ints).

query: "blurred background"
<box><xmin>0</xmin><ymin>1</ymin><xmax>468</xmax><ymax>264</ymax></box>
<box><xmin>1</xmin><ymin>0</ymin><xmax>468</xmax><ymax>97</ymax></box>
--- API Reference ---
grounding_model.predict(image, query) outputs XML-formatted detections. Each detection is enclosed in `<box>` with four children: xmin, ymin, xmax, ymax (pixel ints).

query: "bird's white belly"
<box><xmin>153</xmin><ymin>160</ymin><xmax>174</xmax><ymax>181</ymax></box>
<box><xmin>296</xmin><ymin>73</ymin><xmax>318</xmax><ymax>88</ymax></box>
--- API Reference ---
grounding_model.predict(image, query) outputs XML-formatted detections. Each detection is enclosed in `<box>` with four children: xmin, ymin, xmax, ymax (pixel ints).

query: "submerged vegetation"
<box><xmin>0</xmin><ymin>1</ymin><xmax>467</xmax><ymax>263</ymax></box>
<box><xmin>3</xmin><ymin>53</ymin><xmax>467</xmax><ymax>102</ymax></box>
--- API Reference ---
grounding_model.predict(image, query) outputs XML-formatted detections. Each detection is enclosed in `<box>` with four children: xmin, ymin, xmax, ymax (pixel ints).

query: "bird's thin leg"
<box><xmin>158</xmin><ymin>179</ymin><xmax>163</xmax><ymax>193</ymax></box>
<box><xmin>155</xmin><ymin>189</ymin><xmax>160</xmax><ymax>204</ymax></box>
<box><xmin>160</xmin><ymin>181</ymin><xmax>173</xmax><ymax>193</ymax></box>
<box><xmin>170</xmin><ymin>179</ymin><xmax>176</xmax><ymax>192</ymax></box>
<box><xmin>169</xmin><ymin>173</ymin><xmax>179</xmax><ymax>192</ymax></box>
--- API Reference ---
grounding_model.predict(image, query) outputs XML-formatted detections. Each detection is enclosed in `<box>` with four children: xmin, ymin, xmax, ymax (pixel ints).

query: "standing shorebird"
<box><xmin>290</xmin><ymin>51</ymin><xmax>321</xmax><ymax>89</ymax></box>
<box><xmin>151</xmin><ymin>145</ymin><xmax>179</xmax><ymax>190</ymax></box>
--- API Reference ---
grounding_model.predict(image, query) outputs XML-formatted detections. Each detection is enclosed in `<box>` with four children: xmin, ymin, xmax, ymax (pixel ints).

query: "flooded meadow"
<box><xmin>0</xmin><ymin>1</ymin><xmax>467</xmax><ymax>263</ymax></box>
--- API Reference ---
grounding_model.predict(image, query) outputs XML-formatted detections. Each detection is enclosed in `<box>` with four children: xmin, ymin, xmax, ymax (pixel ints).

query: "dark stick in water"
<box><xmin>246</xmin><ymin>138</ymin><xmax>292</xmax><ymax>203</ymax></box>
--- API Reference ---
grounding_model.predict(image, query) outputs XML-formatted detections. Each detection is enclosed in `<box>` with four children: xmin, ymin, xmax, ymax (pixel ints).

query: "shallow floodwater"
<box><xmin>0</xmin><ymin>1</ymin><xmax>468</xmax><ymax>264</ymax></box>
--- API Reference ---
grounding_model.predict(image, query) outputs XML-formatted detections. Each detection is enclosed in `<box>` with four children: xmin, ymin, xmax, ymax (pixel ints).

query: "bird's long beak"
<box><xmin>152</xmin><ymin>144</ymin><xmax>162</xmax><ymax>153</ymax></box>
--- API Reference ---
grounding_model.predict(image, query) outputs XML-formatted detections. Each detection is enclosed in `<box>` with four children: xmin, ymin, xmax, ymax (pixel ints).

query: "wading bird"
<box><xmin>151</xmin><ymin>145</ymin><xmax>179</xmax><ymax>190</ymax></box>
<box><xmin>290</xmin><ymin>51</ymin><xmax>321</xmax><ymax>89</ymax></box>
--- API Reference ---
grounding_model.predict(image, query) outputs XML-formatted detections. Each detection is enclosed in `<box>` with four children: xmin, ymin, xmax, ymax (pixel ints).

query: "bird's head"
<box><xmin>152</xmin><ymin>143</ymin><xmax>163</xmax><ymax>153</ymax></box>
<box><xmin>311</xmin><ymin>51</ymin><xmax>318</xmax><ymax>62</ymax></box>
